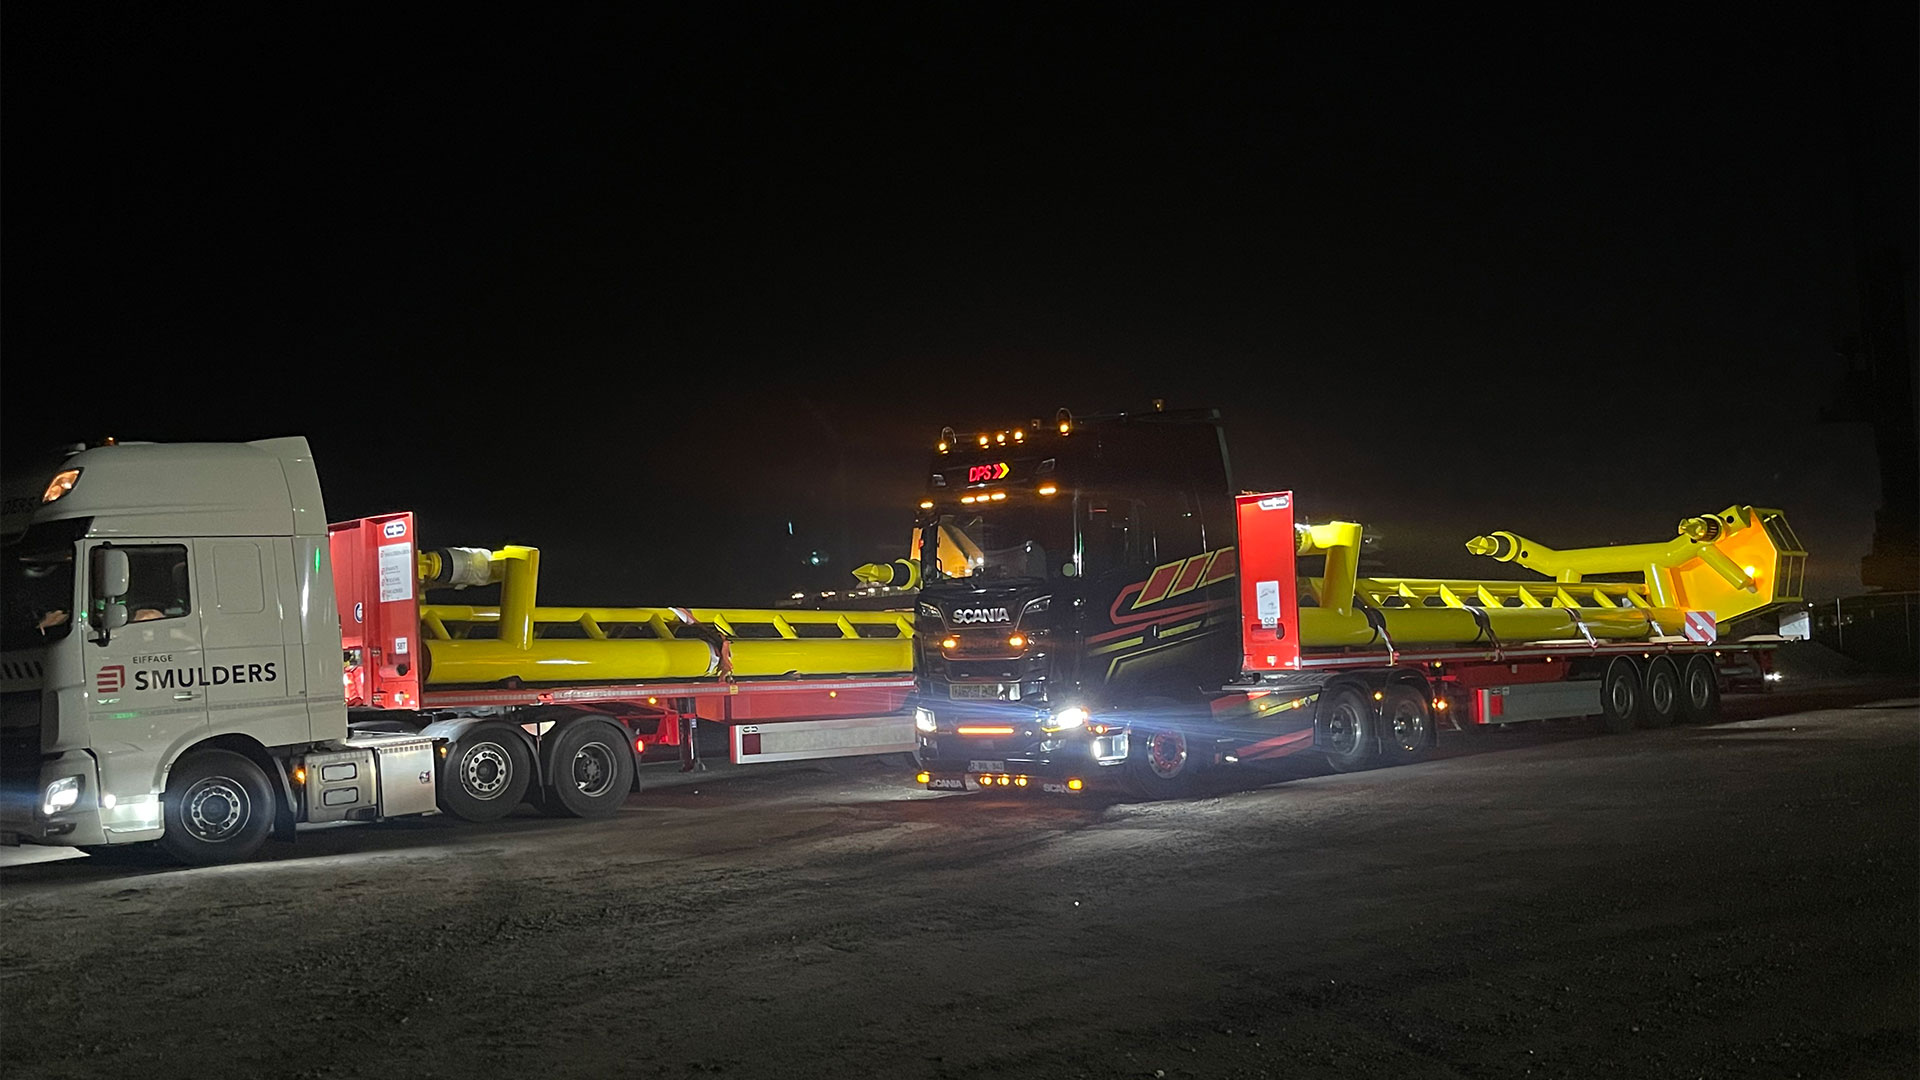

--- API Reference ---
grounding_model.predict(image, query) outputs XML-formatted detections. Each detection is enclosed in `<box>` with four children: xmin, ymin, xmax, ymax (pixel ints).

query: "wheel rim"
<box><xmin>1325</xmin><ymin>704</ymin><xmax>1361</xmax><ymax>754</ymax></box>
<box><xmin>1651</xmin><ymin>670</ymin><xmax>1675</xmax><ymax>714</ymax></box>
<box><xmin>1145</xmin><ymin>732</ymin><xmax>1188</xmax><ymax>778</ymax></box>
<box><xmin>1390</xmin><ymin>703</ymin><xmax>1427</xmax><ymax>751</ymax></box>
<box><xmin>1608</xmin><ymin>676</ymin><xmax>1634</xmax><ymax>715</ymax></box>
<box><xmin>183</xmin><ymin>776</ymin><xmax>251</xmax><ymax>843</ymax></box>
<box><xmin>460</xmin><ymin>741</ymin><xmax>514</xmax><ymax>800</ymax></box>
<box><xmin>1687</xmin><ymin>666</ymin><xmax>1714</xmax><ymax>710</ymax></box>
<box><xmin>569</xmin><ymin>740</ymin><xmax>617</xmax><ymax>798</ymax></box>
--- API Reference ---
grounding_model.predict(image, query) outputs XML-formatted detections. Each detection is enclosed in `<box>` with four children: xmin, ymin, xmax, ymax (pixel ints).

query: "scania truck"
<box><xmin>1</xmin><ymin>437</ymin><xmax>916</xmax><ymax>864</ymax></box>
<box><xmin>864</xmin><ymin>405</ymin><xmax>1804</xmax><ymax>796</ymax></box>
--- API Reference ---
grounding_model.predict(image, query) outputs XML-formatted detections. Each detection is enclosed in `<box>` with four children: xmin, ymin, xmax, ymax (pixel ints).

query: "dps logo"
<box><xmin>97</xmin><ymin>665</ymin><xmax>126</xmax><ymax>693</ymax></box>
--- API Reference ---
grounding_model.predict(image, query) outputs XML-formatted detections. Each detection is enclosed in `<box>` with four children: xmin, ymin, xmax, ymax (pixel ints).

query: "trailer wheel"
<box><xmin>1598</xmin><ymin>658</ymin><xmax>1642</xmax><ymax>734</ymax></box>
<box><xmin>158</xmin><ymin>749</ymin><xmax>275</xmax><ymax>865</ymax></box>
<box><xmin>438</xmin><ymin>722</ymin><xmax>533</xmax><ymax>822</ymax></box>
<box><xmin>542</xmin><ymin>719</ymin><xmax>634</xmax><ymax>818</ymax></box>
<box><xmin>1318</xmin><ymin>685</ymin><xmax>1379</xmax><ymax>772</ymax></box>
<box><xmin>1380</xmin><ymin>685</ymin><xmax>1433</xmax><ymax>765</ymax></box>
<box><xmin>1641</xmin><ymin>657</ymin><xmax>1682</xmax><ymax>728</ymax></box>
<box><xmin>1679</xmin><ymin>655</ymin><xmax>1722</xmax><ymax>723</ymax></box>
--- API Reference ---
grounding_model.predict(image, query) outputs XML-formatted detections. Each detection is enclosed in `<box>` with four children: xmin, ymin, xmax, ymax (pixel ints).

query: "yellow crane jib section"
<box><xmin>414</xmin><ymin>546</ymin><xmax>913</xmax><ymax>686</ymax></box>
<box><xmin>1464</xmin><ymin>505</ymin><xmax>1805</xmax><ymax>622</ymax></box>
<box><xmin>1292</xmin><ymin>505</ymin><xmax>1804</xmax><ymax>649</ymax></box>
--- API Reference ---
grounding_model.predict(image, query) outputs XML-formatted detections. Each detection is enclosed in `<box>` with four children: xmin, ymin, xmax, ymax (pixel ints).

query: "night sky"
<box><xmin>4</xmin><ymin>8</ymin><xmax>1913</xmax><ymax>607</ymax></box>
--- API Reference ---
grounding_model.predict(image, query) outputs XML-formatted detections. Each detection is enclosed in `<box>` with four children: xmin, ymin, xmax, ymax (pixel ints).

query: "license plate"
<box><xmin>950</xmin><ymin>683</ymin><xmax>1015</xmax><ymax>700</ymax></box>
<box><xmin>967</xmin><ymin>760</ymin><xmax>1006</xmax><ymax>773</ymax></box>
<box><xmin>926</xmin><ymin>777</ymin><xmax>966</xmax><ymax>790</ymax></box>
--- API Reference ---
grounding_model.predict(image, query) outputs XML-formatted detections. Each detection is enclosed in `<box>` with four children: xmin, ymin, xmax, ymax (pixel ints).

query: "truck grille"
<box><xmin>0</xmin><ymin>657</ymin><xmax>45</xmax><ymax>694</ymax></box>
<box><xmin>0</xmin><ymin>695</ymin><xmax>42</xmax><ymax>806</ymax></box>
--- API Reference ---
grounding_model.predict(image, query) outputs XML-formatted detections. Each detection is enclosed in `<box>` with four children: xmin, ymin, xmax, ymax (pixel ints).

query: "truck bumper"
<box><xmin>0</xmin><ymin>751</ymin><xmax>148</xmax><ymax>849</ymax></box>
<box><xmin>914</xmin><ymin>728</ymin><xmax>1130</xmax><ymax>790</ymax></box>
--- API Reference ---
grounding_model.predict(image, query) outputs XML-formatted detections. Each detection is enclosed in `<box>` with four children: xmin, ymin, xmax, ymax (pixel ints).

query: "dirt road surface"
<box><xmin>3</xmin><ymin>682</ymin><xmax>1915</xmax><ymax>1080</ymax></box>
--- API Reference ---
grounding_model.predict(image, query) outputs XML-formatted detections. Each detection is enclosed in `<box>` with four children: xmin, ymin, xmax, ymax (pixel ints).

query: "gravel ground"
<box><xmin>2</xmin><ymin>679</ymin><xmax>1914</xmax><ymax>1080</ymax></box>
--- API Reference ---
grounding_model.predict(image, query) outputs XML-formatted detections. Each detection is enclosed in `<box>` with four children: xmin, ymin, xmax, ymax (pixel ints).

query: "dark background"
<box><xmin>4</xmin><ymin>7</ymin><xmax>1913</xmax><ymax>606</ymax></box>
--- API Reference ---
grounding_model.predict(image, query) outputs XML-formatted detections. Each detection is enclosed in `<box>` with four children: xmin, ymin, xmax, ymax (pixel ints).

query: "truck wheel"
<box><xmin>438</xmin><ymin>722</ymin><xmax>533</xmax><ymax>822</ymax></box>
<box><xmin>1641</xmin><ymin>657</ymin><xmax>1682</xmax><ymax>728</ymax></box>
<box><xmin>158</xmin><ymin>749</ymin><xmax>275</xmax><ymax>865</ymax></box>
<box><xmin>1123</xmin><ymin>727</ymin><xmax>1199</xmax><ymax>798</ymax></box>
<box><xmin>542</xmin><ymin>719</ymin><xmax>634</xmax><ymax>818</ymax></box>
<box><xmin>1318</xmin><ymin>685</ymin><xmax>1379</xmax><ymax>773</ymax></box>
<box><xmin>1597</xmin><ymin>657</ymin><xmax>1642</xmax><ymax>733</ymax></box>
<box><xmin>1379</xmin><ymin>685</ymin><xmax>1433</xmax><ymax>765</ymax></box>
<box><xmin>1679</xmin><ymin>654</ymin><xmax>1722</xmax><ymax>723</ymax></box>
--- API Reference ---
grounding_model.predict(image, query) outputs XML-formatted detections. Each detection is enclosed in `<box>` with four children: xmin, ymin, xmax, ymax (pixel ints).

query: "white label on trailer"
<box><xmin>378</xmin><ymin>542</ymin><xmax>414</xmax><ymax>603</ymax></box>
<box><xmin>1255</xmin><ymin>580</ymin><xmax>1281</xmax><ymax>628</ymax></box>
<box><xmin>394</xmin><ymin>636</ymin><xmax>409</xmax><ymax>655</ymax></box>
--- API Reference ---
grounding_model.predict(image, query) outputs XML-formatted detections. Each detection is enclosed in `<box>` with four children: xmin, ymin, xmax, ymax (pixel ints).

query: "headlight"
<box><xmin>917</xmin><ymin>602</ymin><xmax>942</xmax><ymax>621</ymax></box>
<box><xmin>1041</xmin><ymin>705</ymin><xmax>1090</xmax><ymax>732</ymax></box>
<box><xmin>1020</xmin><ymin>596</ymin><xmax>1052</xmax><ymax>616</ymax></box>
<box><xmin>914</xmin><ymin>707</ymin><xmax>938</xmax><ymax>733</ymax></box>
<box><xmin>42</xmin><ymin>775</ymin><xmax>82</xmax><ymax>816</ymax></box>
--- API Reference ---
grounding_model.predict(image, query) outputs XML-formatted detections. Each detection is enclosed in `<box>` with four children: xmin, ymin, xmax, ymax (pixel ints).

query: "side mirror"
<box><xmin>89</xmin><ymin>548</ymin><xmax>131</xmax><ymax>643</ymax></box>
<box><xmin>92</xmin><ymin>547</ymin><xmax>130</xmax><ymax>598</ymax></box>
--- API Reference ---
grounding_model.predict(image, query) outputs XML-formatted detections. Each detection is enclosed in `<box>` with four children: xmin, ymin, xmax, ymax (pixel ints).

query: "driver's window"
<box><xmin>1079</xmin><ymin>497</ymin><xmax>1144</xmax><ymax>575</ymax></box>
<box><xmin>121</xmin><ymin>545</ymin><xmax>191</xmax><ymax>623</ymax></box>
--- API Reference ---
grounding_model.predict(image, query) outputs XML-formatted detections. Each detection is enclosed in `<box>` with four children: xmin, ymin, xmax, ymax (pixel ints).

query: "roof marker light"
<box><xmin>1038</xmin><ymin>484</ymin><xmax>1057</xmax><ymax>496</ymax></box>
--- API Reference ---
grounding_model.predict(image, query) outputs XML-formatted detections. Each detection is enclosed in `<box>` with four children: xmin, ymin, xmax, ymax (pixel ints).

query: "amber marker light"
<box><xmin>916</xmin><ymin>771</ymin><xmax>931</xmax><ymax>783</ymax></box>
<box><xmin>941</xmin><ymin>636</ymin><xmax>958</xmax><ymax>650</ymax></box>
<box><xmin>920</xmin><ymin>500</ymin><xmax>934</xmax><ymax>509</ymax></box>
<box><xmin>293</xmin><ymin>767</ymin><xmax>306</xmax><ymax>784</ymax></box>
<box><xmin>1008</xmin><ymin>634</ymin><xmax>1026</xmax><ymax>648</ymax></box>
<box><xmin>41</xmin><ymin>468</ymin><xmax>81</xmax><ymax>505</ymax></box>
<box><xmin>1038</xmin><ymin>484</ymin><xmax>1057</xmax><ymax>496</ymax></box>
<box><xmin>1066</xmin><ymin>778</ymin><xmax>1084</xmax><ymax>791</ymax></box>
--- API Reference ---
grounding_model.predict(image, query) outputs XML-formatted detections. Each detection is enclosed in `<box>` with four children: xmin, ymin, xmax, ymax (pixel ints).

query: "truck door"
<box><xmin>196</xmin><ymin>538</ymin><xmax>307</xmax><ymax>747</ymax></box>
<box><xmin>85</xmin><ymin>540</ymin><xmax>209</xmax><ymax>795</ymax></box>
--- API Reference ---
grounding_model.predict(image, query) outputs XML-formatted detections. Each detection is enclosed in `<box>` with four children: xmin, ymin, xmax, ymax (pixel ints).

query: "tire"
<box><xmin>158</xmin><ymin>749</ymin><xmax>275</xmax><ymax>865</ymax></box>
<box><xmin>1679</xmin><ymin>654</ymin><xmax>1722</xmax><ymax>723</ymax></box>
<box><xmin>1597</xmin><ymin>657</ymin><xmax>1642</xmax><ymax>734</ymax></box>
<box><xmin>541</xmin><ymin>719</ymin><xmax>635</xmax><ymax>818</ymax></box>
<box><xmin>438</xmin><ymin>722</ymin><xmax>533</xmax><ymax>822</ymax></box>
<box><xmin>1317</xmin><ymin>685</ymin><xmax>1379</xmax><ymax>772</ymax></box>
<box><xmin>1641</xmin><ymin>657</ymin><xmax>1682</xmax><ymax>728</ymax></box>
<box><xmin>1123</xmin><ymin>726</ymin><xmax>1200</xmax><ymax>798</ymax></box>
<box><xmin>1379</xmin><ymin>685</ymin><xmax>1434</xmax><ymax>765</ymax></box>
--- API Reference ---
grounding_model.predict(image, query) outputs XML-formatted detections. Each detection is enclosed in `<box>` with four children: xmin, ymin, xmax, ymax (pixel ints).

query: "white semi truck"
<box><xmin>1</xmin><ymin>437</ymin><xmax>916</xmax><ymax>865</ymax></box>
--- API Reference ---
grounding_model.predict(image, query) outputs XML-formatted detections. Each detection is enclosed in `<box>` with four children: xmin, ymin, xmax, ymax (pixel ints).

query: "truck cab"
<box><xmin>1</xmin><ymin>437</ymin><xmax>346</xmax><ymax>858</ymax></box>
<box><xmin>908</xmin><ymin>408</ymin><xmax>1240</xmax><ymax>794</ymax></box>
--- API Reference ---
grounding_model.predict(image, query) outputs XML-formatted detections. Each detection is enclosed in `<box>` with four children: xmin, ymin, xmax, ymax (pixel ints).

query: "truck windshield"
<box><xmin>1</xmin><ymin>520</ymin><xmax>87</xmax><ymax>649</ymax></box>
<box><xmin>921</xmin><ymin>503</ymin><xmax>1076</xmax><ymax>583</ymax></box>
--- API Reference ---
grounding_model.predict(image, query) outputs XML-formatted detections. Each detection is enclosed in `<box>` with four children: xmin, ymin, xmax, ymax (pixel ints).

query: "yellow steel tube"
<box><xmin>1296</xmin><ymin>521</ymin><xmax>1364</xmax><ymax>616</ymax></box>
<box><xmin>1296</xmin><ymin>604</ymin><xmax>1675</xmax><ymax>648</ymax></box>
<box><xmin>495</xmin><ymin>546</ymin><xmax>540</xmax><ymax>650</ymax></box>
<box><xmin>424</xmin><ymin>638</ymin><xmax>717</xmax><ymax>684</ymax></box>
